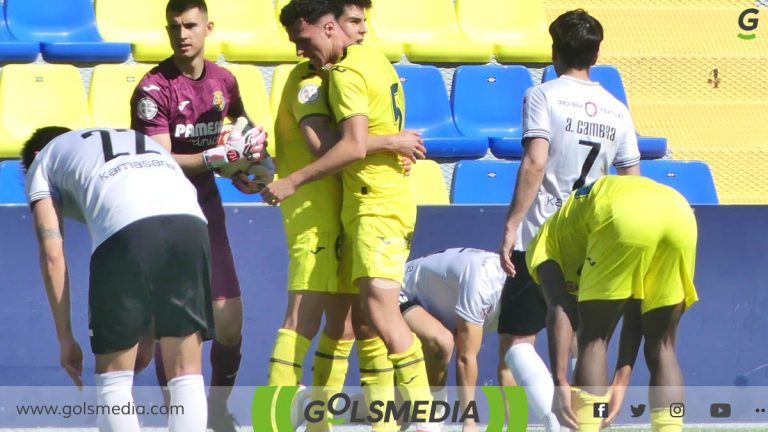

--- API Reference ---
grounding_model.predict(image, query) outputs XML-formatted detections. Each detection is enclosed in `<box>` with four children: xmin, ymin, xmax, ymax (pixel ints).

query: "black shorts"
<box><xmin>398</xmin><ymin>290</ymin><xmax>421</xmax><ymax>315</ymax></box>
<box><xmin>88</xmin><ymin>214</ymin><xmax>215</xmax><ymax>355</ymax></box>
<box><xmin>497</xmin><ymin>251</ymin><xmax>547</xmax><ymax>336</ymax></box>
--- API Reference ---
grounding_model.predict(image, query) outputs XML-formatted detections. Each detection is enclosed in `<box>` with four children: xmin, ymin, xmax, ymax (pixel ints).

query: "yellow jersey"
<box><xmin>275</xmin><ymin>61</ymin><xmax>342</xmax><ymax>233</ymax></box>
<box><xmin>526</xmin><ymin>175</ymin><xmax>687</xmax><ymax>286</ymax></box>
<box><xmin>328</xmin><ymin>44</ymin><xmax>409</xmax><ymax>204</ymax></box>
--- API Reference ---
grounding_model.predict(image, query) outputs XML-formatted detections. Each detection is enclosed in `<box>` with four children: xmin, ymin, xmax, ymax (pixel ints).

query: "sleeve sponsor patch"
<box><xmin>137</xmin><ymin>97</ymin><xmax>158</xmax><ymax>120</ymax></box>
<box><xmin>297</xmin><ymin>84</ymin><xmax>320</xmax><ymax>104</ymax></box>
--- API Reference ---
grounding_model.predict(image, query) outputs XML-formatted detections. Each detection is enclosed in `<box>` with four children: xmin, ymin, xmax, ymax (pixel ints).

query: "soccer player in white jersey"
<box><xmin>497</xmin><ymin>9</ymin><xmax>641</xmax><ymax>432</ymax></box>
<box><xmin>398</xmin><ymin>248</ymin><xmax>514</xmax><ymax>432</ymax></box>
<box><xmin>22</xmin><ymin>127</ymin><xmax>215</xmax><ymax>432</ymax></box>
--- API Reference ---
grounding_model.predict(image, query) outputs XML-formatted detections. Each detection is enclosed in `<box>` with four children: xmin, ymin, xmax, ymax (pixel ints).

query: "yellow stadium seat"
<box><xmin>408</xmin><ymin>160</ymin><xmax>449</xmax><ymax>205</ymax></box>
<box><xmin>95</xmin><ymin>0</ymin><xmax>219</xmax><ymax>62</ymax></box>
<box><xmin>0</xmin><ymin>64</ymin><xmax>91</xmax><ymax>158</ymax></box>
<box><xmin>221</xmin><ymin>64</ymin><xmax>275</xmax><ymax>156</ymax></box>
<box><xmin>208</xmin><ymin>0</ymin><xmax>299</xmax><ymax>62</ymax></box>
<box><xmin>456</xmin><ymin>0</ymin><xmax>551</xmax><ymax>63</ymax></box>
<box><xmin>368</xmin><ymin>0</ymin><xmax>492</xmax><ymax>63</ymax></box>
<box><xmin>89</xmin><ymin>64</ymin><xmax>154</xmax><ymax>129</ymax></box>
<box><xmin>270</xmin><ymin>64</ymin><xmax>296</xmax><ymax>118</ymax></box>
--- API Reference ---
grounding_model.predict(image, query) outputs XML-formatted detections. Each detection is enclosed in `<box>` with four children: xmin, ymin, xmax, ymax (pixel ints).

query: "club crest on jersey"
<box><xmin>212</xmin><ymin>90</ymin><xmax>226</xmax><ymax>112</ymax></box>
<box><xmin>585</xmin><ymin>101</ymin><xmax>598</xmax><ymax>117</ymax></box>
<box><xmin>298</xmin><ymin>84</ymin><xmax>320</xmax><ymax>104</ymax></box>
<box><xmin>137</xmin><ymin>97</ymin><xmax>158</xmax><ymax>120</ymax></box>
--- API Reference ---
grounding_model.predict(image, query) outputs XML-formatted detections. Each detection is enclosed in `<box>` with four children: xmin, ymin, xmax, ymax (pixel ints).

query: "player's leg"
<box><xmin>498</xmin><ymin>252</ymin><xmax>558</xmax><ymax>430</ymax></box>
<box><xmin>159</xmin><ymin>332</ymin><xmax>207</xmax><ymax>432</ymax></box>
<box><xmin>402</xmin><ymin>303</ymin><xmax>454</xmax><ymax>388</ymax></box>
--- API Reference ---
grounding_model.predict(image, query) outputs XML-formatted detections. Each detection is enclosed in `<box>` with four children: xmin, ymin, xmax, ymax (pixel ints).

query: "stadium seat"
<box><xmin>394</xmin><ymin>65</ymin><xmax>488</xmax><ymax>158</ymax></box>
<box><xmin>542</xmin><ymin>65</ymin><xmax>667</xmax><ymax>159</ymax></box>
<box><xmin>455</xmin><ymin>0</ymin><xmax>550</xmax><ymax>63</ymax></box>
<box><xmin>89</xmin><ymin>64</ymin><xmax>154</xmax><ymax>128</ymax></box>
<box><xmin>209</xmin><ymin>0</ymin><xmax>299</xmax><ymax>62</ymax></box>
<box><xmin>639</xmin><ymin>160</ymin><xmax>718</xmax><ymax>205</ymax></box>
<box><xmin>408</xmin><ymin>160</ymin><xmax>449</xmax><ymax>205</ymax></box>
<box><xmin>0</xmin><ymin>160</ymin><xmax>26</xmax><ymax>204</ymax></box>
<box><xmin>368</xmin><ymin>0</ymin><xmax>492</xmax><ymax>63</ymax></box>
<box><xmin>450</xmin><ymin>65</ymin><xmax>534</xmax><ymax>159</ymax></box>
<box><xmin>0</xmin><ymin>64</ymin><xmax>91</xmax><ymax>158</ymax></box>
<box><xmin>4</xmin><ymin>0</ymin><xmax>130</xmax><ymax>63</ymax></box>
<box><xmin>0</xmin><ymin>11</ymin><xmax>38</xmax><ymax>62</ymax></box>
<box><xmin>450</xmin><ymin>160</ymin><xmax>520</xmax><ymax>204</ymax></box>
<box><xmin>270</xmin><ymin>64</ymin><xmax>296</xmax><ymax>118</ymax></box>
<box><xmin>95</xmin><ymin>0</ymin><xmax>219</xmax><ymax>62</ymax></box>
<box><xmin>215</xmin><ymin>176</ymin><xmax>263</xmax><ymax>204</ymax></box>
<box><xmin>221</xmin><ymin>65</ymin><xmax>275</xmax><ymax>156</ymax></box>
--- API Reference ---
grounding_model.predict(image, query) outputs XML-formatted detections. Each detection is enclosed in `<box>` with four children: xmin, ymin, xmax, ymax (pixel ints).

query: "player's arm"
<box><xmin>148</xmin><ymin>133</ymin><xmax>208</xmax><ymax>175</ymax></box>
<box><xmin>31</xmin><ymin>198</ymin><xmax>83</xmax><ymax>388</ymax></box>
<box><xmin>455</xmin><ymin>318</ymin><xmax>484</xmax><ymax>431</ymax></box>
<box><xmin>500</xmin><ymin>137</ymin><xmax>549</xmax><ymax>275</ymax></box>
<box><xmin>537</xmin><ymin>259</ymin><xmax>579</xmax><ymax>429</ymax></box>
<box><xmin>615</xmin><ymin>112</ymin><xmax>641</xmax><ymax>176</ymax></box>
<box><xmin>617</xmin><ymin>164</ymin><xmax>640</xmax><ymax>175</ymax></box>
<box><xmin>602</xmin><ymin>299</ymin><xmax>642</xmax><ymax>426</ymax></box>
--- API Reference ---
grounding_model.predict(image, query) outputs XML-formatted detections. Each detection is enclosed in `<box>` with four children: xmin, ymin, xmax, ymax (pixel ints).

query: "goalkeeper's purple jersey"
<box><xmin>130</xmin><ymin>57</ymin><xmax>246</xmax><ymax>213</ymax></box>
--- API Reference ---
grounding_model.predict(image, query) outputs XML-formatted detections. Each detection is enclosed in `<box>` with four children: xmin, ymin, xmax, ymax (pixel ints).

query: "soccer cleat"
<box><xmin>291</xmin><ymin>384</ymin><xmax>311</xmax><ymax>430</ymax></box>
<box><xmin>208</xmin><ymin>398</ymin><xmax>240</xmax><ymax>432</ymax></box>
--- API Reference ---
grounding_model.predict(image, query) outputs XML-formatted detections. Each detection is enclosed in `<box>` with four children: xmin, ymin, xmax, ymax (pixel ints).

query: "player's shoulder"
<box><xmin>288</xmin><ymin>60</ymin><xmax>323</xmax><ymax>84</ymax></box>
<box><xmin>333</xmin><ymin>44</ymin><xmax>385</xmax><ymax>74</ymax></box>
<box><xmin>204</xmin><ymin>60</ymin><xmax>235</xmax><ymax>81</ymax></box>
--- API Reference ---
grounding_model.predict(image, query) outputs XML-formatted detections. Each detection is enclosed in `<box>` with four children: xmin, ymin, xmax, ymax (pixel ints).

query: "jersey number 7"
<box><xmin>572</xmin><ymin>139</ymin><xmax>602</xmax><ymax>190</ymax></box>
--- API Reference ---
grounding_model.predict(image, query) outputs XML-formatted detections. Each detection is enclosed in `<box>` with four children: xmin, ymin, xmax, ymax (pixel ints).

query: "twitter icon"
<box><xmin>631</xmin><ymin>404</ymin><xmax>646</xmax><ymax>417</ymax></box>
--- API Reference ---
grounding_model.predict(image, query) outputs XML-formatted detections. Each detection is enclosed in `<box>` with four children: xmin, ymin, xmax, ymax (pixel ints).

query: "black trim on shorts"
<box><xmin>399</xmin><ymin>298</ymin><xmax>422</xmax><ymax>315</ymax></box>
<box><xmin>497</xmin><ymin>250</ymin><xmax>548</xmax><ymax>336</ymax></box>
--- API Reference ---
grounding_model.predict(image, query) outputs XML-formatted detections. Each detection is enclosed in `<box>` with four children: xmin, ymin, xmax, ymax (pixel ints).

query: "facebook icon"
<box><xmin>593</xmin><ymin>402</ymin><xmax>609</xmax><ymax>418</ymax></box>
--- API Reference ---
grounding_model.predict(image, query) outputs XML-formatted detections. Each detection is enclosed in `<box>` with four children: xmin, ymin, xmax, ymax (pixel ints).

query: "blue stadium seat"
<box><xmin>450</xmin><ymin>159</ymin><xmax>520</xmax><ymax>204</ymax></box>
<box><xmin>0</xmin><ymin>160</ymin><xmax>26</xmax><ymax>204</ymax></box>
<box><xmin>215</xmin><ymin>176</ymin><xmax>264</xmax><ymax>204</ymax></box>
<box><xmin>542</xmin><ymin>65</ymin><xmax>667</xmax><ymax>158</ymax></box>
<box><xmin>638</xmin><ymin>160</ymin><xmax>718</xmax><ymax>204</ymax></box>
<box><xmin>450</xmin><ymin>65</ymin><xmax>534</xmax><ymax>159</ymax></box>
<box><xmin>5</xmin><ymin>0</ymin><xmax>130</xmax><ymax>63</ymax></box>
<box><xmin>394</xmin><ymin>65</ymin><xmax>488</xmax><ymax>158</ymax></box>
<box><xmin>0</xmin><ymin>12</ymin><xmax>38</xmax><ymax>62</ymax></box>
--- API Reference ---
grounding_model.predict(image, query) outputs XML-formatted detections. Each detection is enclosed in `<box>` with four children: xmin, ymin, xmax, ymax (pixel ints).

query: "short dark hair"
<box><xmin>549</xmin><ymin>9</ymin><xmax>603</xmax><ymax>70</ymax></box>
<box><xmin>166</xmin><ymin>0</ymin><xmax>207</xmax><ymax>15</ymax></box>
<box><xmin>20</xmin><ymin>126</ymin><xmax>71</xmax><ymax>172</ymax></box>
<box><xmin>329</xmin><ymin>0</ymin><xmax>372</xmax><ymax>18</ymax></box>
<box><xmin>280</xmin><ymin>0</ymin><xmax>334</xmax><ymax>28</ymax></box>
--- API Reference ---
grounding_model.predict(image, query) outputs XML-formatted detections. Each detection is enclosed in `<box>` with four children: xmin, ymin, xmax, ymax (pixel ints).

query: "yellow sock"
<box><xmin>571</xmin><ymin>386</ymin><xmax>611</xmax><ymax>432</ymax></box>
<box><xmin>358</xmin><ymin>337</ymin><xmax>398</xmax><ymax>432</ymax></box>
<box><xmin>651</xmin><ymin>407</ymin><xmax>683</xmax><ymax>432</ymax></box>
<box><xmin>267</xmin><ymin>328</ymin><xmax>311</xmax><ymax>386</ymax></box>
<box><xmin>307</xmin><ymin>334</ymin><xmax>354</xmax><ymax>432</ymax></box>
<box><xmin>388</xmin><ymin>334</ymin><xmax>432</xmax><ymax>405</ymax></box>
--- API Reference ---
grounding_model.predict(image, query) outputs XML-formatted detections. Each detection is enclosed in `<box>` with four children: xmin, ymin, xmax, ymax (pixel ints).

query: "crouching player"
<box><xmin>23</xmin><ymin>127</ymin><xmax>215</xmax><ymax>431</ymax></box>
<box><xmin>527</xmin><ymin>175</ymin><xmax>698</xmax><ymax>432</ymax></box>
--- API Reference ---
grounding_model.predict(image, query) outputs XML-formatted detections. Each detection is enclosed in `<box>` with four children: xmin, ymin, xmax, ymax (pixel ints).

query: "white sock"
<box><xmin>504</xmin><ymin>343</ymin><xmax>560</xmax><ymax>430</ymax></box>
<box><xmin>168</xmin><ymin>374</ymin><xmax>207</xmax><ymax>432</ymax></box>
<box><xmin>95</xmin><ymin>370</ymin><xmax>140</xmax><ymax>432</ymax></box>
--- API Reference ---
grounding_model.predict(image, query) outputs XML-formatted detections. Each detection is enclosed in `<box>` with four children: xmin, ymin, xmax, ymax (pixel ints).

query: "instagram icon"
<box><xmin>669</xmin><ymin>403</ymin><xmax>685</xmax><ymax>417</ymax></box>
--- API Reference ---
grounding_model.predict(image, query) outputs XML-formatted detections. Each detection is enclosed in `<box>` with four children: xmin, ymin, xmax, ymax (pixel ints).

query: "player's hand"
<box><xmin>602</xmin><ymin>385</ymin><xmax>624</xmax><ymax>428</ymax></box>
<box><xmin>227</xmin><ymin>126</ymin><xmax>267</xmax><ymax>161</ymax></box>
<box><xmin>553</xmin><ymin>383</ymin><xmax>579</xmax><ymax>430</ymax></box>
<box><xmin>402</xmin><ymin>157</ymin><xmax>413</xmax><ymax>175</ymax></box>
<box><xmin>391</xmin><ymin>129</ymin><xmax>426</xmax><ymax>162</ymax></box>
<box><xmin>59</xmin><ymin>336</ymin><xmax>83</xmax><ymax>389</ymax></box>
<box><xmin>261</xmin><ymin>176</ymin><xmax>297</xmax><ymax>206</ymax></box>
<box><xmin>499</xmin><ymin>226</ymin><xmax>517</xmax><ymax>277</ymax></box>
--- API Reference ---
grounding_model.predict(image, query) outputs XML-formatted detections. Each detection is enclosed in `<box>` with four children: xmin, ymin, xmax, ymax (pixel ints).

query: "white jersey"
<box><xmin>517</xmin><ymin>75</ymin><xmax>640</xmax><ymax>250</ymax></box>
<box><xmin>401</xmin><ymin>248</ymin><xmax>506</xmax><ymax>332</ymax></box>
<box><xmin>26</xmin><ymin>128</ymin><xmax>205</xmax><ymax>251</ymax></box>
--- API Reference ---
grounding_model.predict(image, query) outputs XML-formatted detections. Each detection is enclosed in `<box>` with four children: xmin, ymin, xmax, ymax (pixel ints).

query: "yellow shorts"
<box><xmin>340</xmin><ymin>200</ymin><xmax>416</xmax><ymax>289</ymax></box>
<box><xmin>285</xmin><ymin>230</ymin><xmax>340</xmax><ymax>292</ymax></box>
<box><xmin>578</xmin><ymin>193</ymin><xmax>699</xmax><ymax>314</ymax></box>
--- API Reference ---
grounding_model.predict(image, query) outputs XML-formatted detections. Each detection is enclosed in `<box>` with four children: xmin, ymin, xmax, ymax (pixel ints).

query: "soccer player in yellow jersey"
<box><xmin>269</xmin><ymin>2</ymin><xmax>427</xmax><ymax>431</ymax></box>
<box><xmin>264</xmin><ymin>1</ymin><xmax>437</xmax><ymax>430</ymax></box>
<box><xmin>526</xmin><ymin>175</ymin><xmax>698</xmax><ymax>432</ymax></box>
